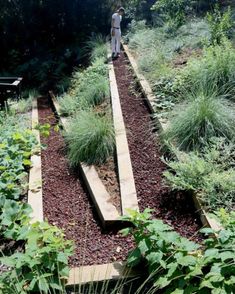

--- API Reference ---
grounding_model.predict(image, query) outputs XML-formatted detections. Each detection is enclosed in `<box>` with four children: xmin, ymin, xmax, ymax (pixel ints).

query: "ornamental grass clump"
<box><xmin>180</xmin><ymin>40</ymin><xmax>235</xmax><ymax>96</ymax></box>
<box><xmin>65</xmin><ymin>111</ymin><xmax>115</xmax><ymax>166</ymax></box>
<box><xmin>59</xmin><ymin>94</ymin><xmax>80</xmax><ymax>116</ymax></box>
<box><xmin>85</xmin><ymin>34</ymin><xmax>108</xmax><ymax>62</ymax></box>
<box><xmin>163</xmin><ymin>90</ymin><xmax>235</xmax><ymax>151</ymax></box>
<box><xmin>79</xmin><ymin>76</ymin><xmax>109</xmax><ymax>108</ymax></box>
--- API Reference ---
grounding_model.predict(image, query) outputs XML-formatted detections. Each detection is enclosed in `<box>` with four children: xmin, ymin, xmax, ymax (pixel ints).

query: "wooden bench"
<box><xmin>0</xmin><ymin>77</ymin><xmax>23</xmax><ymax>108</ymax></box>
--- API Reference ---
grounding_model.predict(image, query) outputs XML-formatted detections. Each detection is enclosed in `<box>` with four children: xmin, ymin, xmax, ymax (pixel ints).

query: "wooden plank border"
<box><xmin>28</xmin><ymin>99</ymin><xmax>43</xmax><ymax>223</ymax></box>
<box><xmin>122</xmin><ymin>44</ymin><xmax>222</xmax><ymax>231</ymax></box>
<box><xmin>49</xmin><ymin>92</ymin><xmax>120</xmax><ymax>227</ymax></box>
<box><xmin>108</xmin><ymin>58</ymin><xmax>139</xmax><ymax>215</ymax></box>
<box><xmin>67</xmin><ymin>262</ymin><xmax>140</xmax><ymax>287</ymax></box>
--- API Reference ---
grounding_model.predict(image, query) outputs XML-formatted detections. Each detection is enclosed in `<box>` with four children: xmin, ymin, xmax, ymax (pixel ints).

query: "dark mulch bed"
<box><xmin>38</xmin><ymin>97</ymin><xmax>133</xmax><ymax>267</ymax></box>
<box><xmin>113</xmin><ymin>52</ymin><xmax>202</xmax><ymax>242</ymax></box>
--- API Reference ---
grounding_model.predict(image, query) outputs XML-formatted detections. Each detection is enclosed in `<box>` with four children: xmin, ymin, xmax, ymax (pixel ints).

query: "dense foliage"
<box><xmin>122</xmin><ymin>209</ymin><xmax>235</xmax><ymax>293</ymax></box>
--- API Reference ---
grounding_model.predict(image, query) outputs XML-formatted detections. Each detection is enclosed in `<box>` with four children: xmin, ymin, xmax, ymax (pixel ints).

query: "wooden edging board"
<box><xmin>122</xmin><ymin>43</ymin><xmax>223</xmax><ymax>231</ymax></box>
<box><xmin>49</xmin><ymin>92</ymin><xmax>120</xmax><ymax>227</ymax></box>
<box><xmin>28</xmin><ymin>99</ymin><xmax>43</xmax><ymax>223</ymax></box>
<box><xmin>108</xmin><ymin>57</ymin><xmax>139</xmax><ymax>215</ymax></box>
<box><xmin>66</xmin><ymin>261</ymin><xmax>141</xmax><ymax>288</ymax></box>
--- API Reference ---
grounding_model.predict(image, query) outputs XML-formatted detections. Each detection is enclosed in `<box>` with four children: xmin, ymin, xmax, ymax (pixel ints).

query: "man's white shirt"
<box><xmin>112</xmin><ymin>13</ymin><xmax>122</xmax><ymax>29</ymax></box>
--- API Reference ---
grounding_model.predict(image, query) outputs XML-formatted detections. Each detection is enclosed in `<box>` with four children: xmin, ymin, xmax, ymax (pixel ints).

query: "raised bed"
<box><xmin>49</xmin><ymin>92</ymin><xmax>120</xmax><ymax>227</ymax></box>
<box><xmin>36</xmin><ymin>96</ymin><xmax>137</xmax><ymax>286</ymax></box>
<box><xmin>122</xmin><ymin>43</ymin><xmax>222</xmax><ymax>231</ymax></box>
<box><xmin>49</xmin><ymin>58</ymin><xmax>139</xmax><ymax>224</ymax></box>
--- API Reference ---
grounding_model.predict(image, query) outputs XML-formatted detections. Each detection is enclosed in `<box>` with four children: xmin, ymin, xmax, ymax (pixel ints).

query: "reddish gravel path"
<box><xmin>113</xmin><ymin>52</ymin><xmax>202</xmax><ymax>241</ymax></box>
<box><xmin>38</xmin><ymin>97</ymin><xmax>133</xmax><ymax>267</ymax></box>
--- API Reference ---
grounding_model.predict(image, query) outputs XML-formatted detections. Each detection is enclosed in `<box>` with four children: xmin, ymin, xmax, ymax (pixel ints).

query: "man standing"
<box><xmin>111</xmin><ymin>7</ymin><xmax>125</xmax><ymax>59</ymax></box>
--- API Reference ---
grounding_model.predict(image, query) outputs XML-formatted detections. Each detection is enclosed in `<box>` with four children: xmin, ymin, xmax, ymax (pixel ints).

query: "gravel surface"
<box><xmin>113</xmin><ymin>52</ymin><xmax>202</xmax><ymax>242</ymax></box>
<box><xmin>38</xmin><ymin>97</ymin><xmax>133</xmax><ymax>267</ymax></box>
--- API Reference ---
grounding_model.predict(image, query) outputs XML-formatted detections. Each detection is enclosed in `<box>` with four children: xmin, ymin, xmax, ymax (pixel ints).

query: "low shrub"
<box><xmin>65</xmin><ymin>111</ymin><xmax>115</xmax><ymax>166</ymax></box>
<box><xmin>70</xmin><ymin>59</ymin><xmax>108</xmax><ymax>95</ymax></box>
<box><xmin>90</xmin><ymin>43</ymin><xmax>108</xmax><ymax>62</ymax></box>
<box><xmin>129</xmin><ymin>29</ymin><xmax>157</xmax><ymax>52</ymax></box>
<box><xmin>163</xmin><ymin>90</ymin><xmax>235</xmax><ymax>151</ymax></box>
<box><xmin>121</xmin><ymin>209</ymin><xmax>235</xmax><ymax>294</ymax></box>
<box><xmin>163</xmin><ymin>142</ymin><xmax>235</xmax><ymax>211</ymax></box>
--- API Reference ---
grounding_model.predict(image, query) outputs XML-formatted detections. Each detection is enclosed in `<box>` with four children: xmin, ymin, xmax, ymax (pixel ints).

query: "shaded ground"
<box><xmin>38</xmin><ymin>97</ymin><xmax>133</xmax><ymax>267</ymax></box>
<box><xmin>113</xmin><ymin>52</ymin><xmax>202</xmax><ymax>242</ymax></box>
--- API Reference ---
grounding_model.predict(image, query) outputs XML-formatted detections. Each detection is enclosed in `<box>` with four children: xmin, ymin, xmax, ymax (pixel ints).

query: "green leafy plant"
<box><xmin>121</xmin><ymin>209</ymin><xmax>235</xmax><ymax>293</ymax></box>
<box><xmin>163</xmin><ymin>89</ymin><xmax>235</xmax><ymax>151</ymax></box>
<box><xmin>0</xmin><ymin>197</ymin><xmax>32</xmax><ymax>241</ymax></box>
<box><xmin>0</xmin><ymin>109</ymin><xmax>74</xmax><ymax>294</ymax></box>
<box><xmin>34</xmin><ymin>123</ymin><xmax>51</xmax><ymax>137</ymax></box>
<box><xmin>207</xmin><ymin>4</ymin><xmax>233</xmax><ymax>45</ymax></box>
<box><xmin>65</xmin><ymin>110</ymin><xmax>115</xmax><ymax>166</ymax></box>
<box><xmin>0</xmin><ymin>222</ymin><xmax>73</xmax><ymax>293</ymax></box>
<box><xmin>0</xmin><ymin>129</ymin><xmax>37</xmax><ymax>200</ymax></box>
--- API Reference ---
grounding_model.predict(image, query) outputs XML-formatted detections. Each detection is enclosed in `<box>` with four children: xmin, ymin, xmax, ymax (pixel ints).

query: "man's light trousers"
<box><xmin>111</xmin><ymin>29</ymin><xmax>121</xmax><ymax>56</ymax></box>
